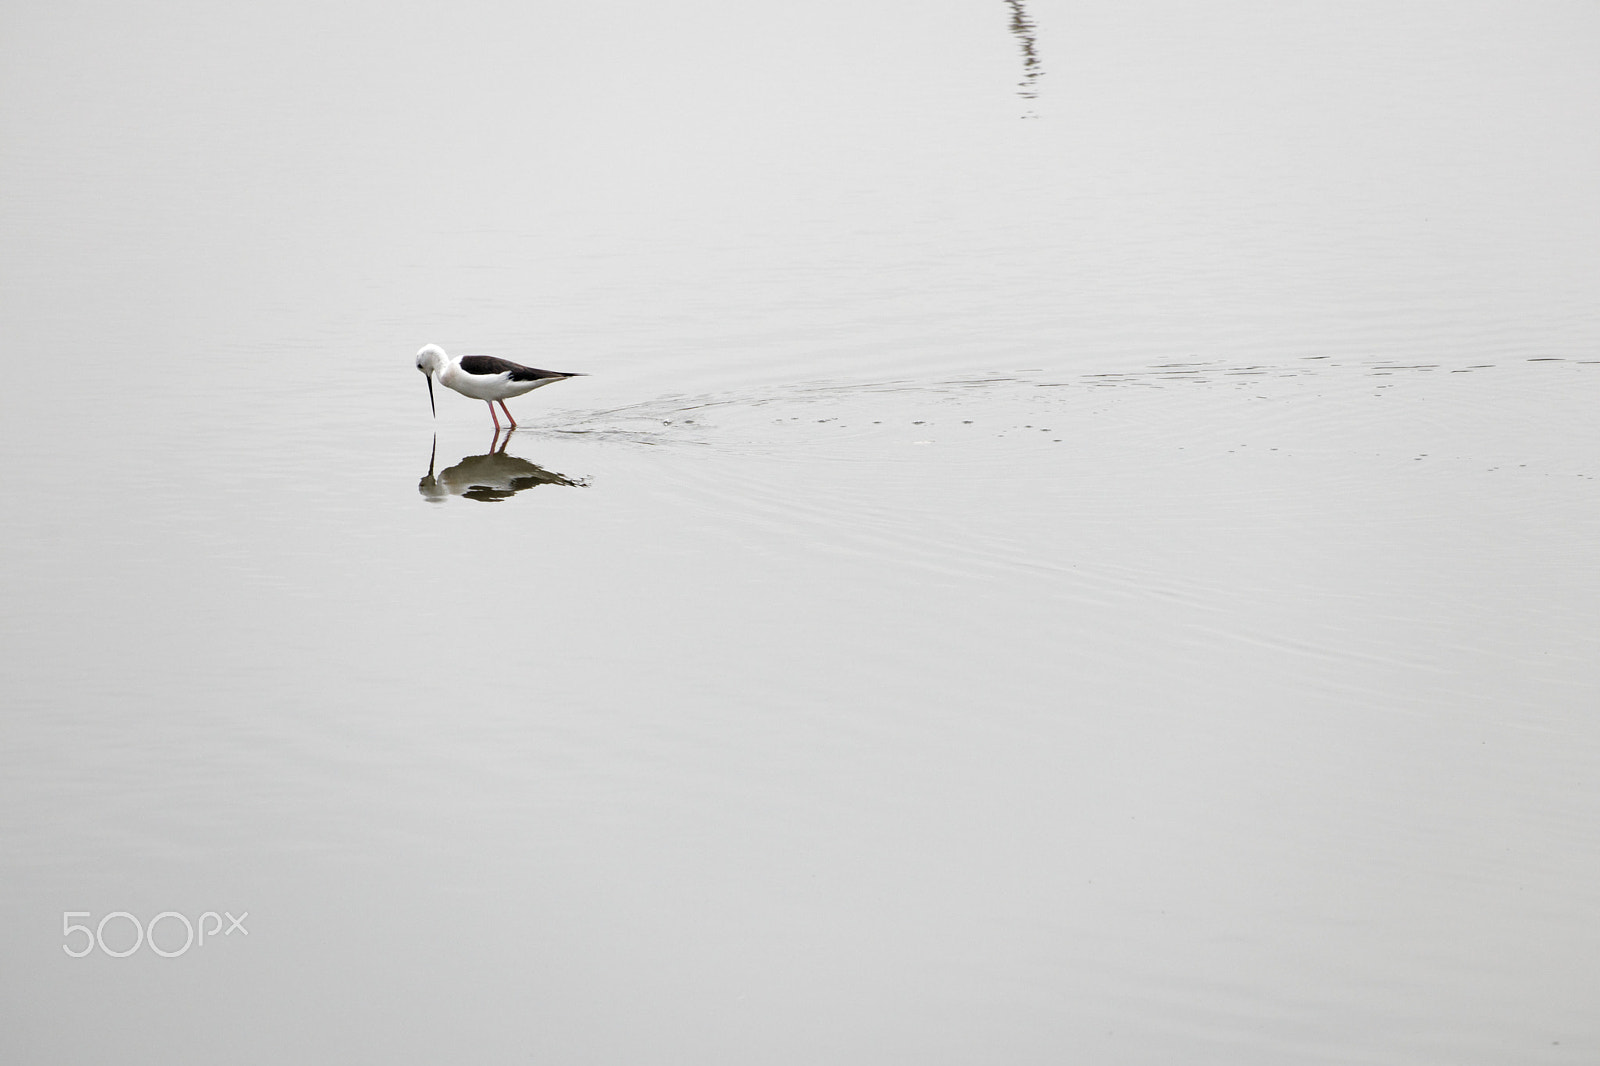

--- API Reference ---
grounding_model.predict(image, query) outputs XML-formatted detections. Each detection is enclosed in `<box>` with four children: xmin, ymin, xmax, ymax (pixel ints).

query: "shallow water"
<box><xmin>4</xmin><ymin>2</ymin><xmax>1599</xmax><ymax>1062</ymax></box>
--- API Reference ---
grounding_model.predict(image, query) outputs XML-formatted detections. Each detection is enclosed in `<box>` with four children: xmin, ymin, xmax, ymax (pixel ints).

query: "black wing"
<box><xmin>459</xmin><ymin>354</ymin><xmax>573</xmax><ymax>381</ymax></box>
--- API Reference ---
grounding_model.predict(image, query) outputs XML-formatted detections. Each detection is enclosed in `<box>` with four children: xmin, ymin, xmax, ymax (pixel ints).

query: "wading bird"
<box><xmin>415</xmin><ymin>344</ymin><xmax>583</xmax><ymax>430</ymax></box>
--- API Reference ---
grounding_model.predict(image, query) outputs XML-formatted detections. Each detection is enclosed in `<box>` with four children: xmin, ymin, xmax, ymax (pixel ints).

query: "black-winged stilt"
<box><xmin>416</xmin><ymin>344</ymin><xmax>584</xmax><ymax>430</ymax></box>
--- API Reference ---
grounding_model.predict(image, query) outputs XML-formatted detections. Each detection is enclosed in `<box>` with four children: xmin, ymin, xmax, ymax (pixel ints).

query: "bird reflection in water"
<box><xmin>1003</xmin><ymin>0</ymin><xmax>1043</xmax><ymax>111</ymax></box>
<box><xmin>419</xmin><ymin>430</ymin><xmax>585</xmax><ymax>503</ymax></box>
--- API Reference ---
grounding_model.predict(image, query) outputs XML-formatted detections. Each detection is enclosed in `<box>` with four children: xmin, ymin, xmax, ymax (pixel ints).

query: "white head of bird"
<box><xmin>416</xmin><ymin>344</ymin><xmax>449</xmax><ymax>374</ymax></box>
<box><xmin>416</xmin><ymin>344</ymin><xmax>447</xmax><ymax>417</ymax></box>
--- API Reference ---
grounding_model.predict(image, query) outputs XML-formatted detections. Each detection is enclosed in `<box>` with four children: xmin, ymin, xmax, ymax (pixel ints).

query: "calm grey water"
<box><xmin>4</xmin><ymin>1</ymin><xmax>1599</xmax><ymax>1062</ymax></box>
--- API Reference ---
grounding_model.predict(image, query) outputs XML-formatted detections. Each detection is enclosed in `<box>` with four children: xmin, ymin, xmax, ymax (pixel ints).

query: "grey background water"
<box><xmin>3</xmin><ymin>1</ymin><xmax>1598</xmax><ymax>1062</ymax></box>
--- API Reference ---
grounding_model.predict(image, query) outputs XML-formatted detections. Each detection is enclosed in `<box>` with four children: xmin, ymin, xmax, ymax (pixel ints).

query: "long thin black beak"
<box><xmin>425</xmin><ymin>373</ymin><xmax>436</xmax><ymax>418</ymax></box>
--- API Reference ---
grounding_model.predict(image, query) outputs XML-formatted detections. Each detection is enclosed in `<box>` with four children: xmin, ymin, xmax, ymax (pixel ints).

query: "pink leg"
<box><xmin>498</xmin><ymin>400</ymin><xmax>518</xmax><ymax>429</ymax></box>
<box><xmin>486</xmin><ymin>401</ymin><xmax>502</xmax><ymax>430</ymax></box>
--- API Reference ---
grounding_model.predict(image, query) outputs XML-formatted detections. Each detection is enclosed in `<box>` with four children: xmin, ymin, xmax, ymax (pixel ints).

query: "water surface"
<box><xmin>3</xmin><ymin>2</ymin><xmax>1599</xmax><ymax>1062</ymax></box>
